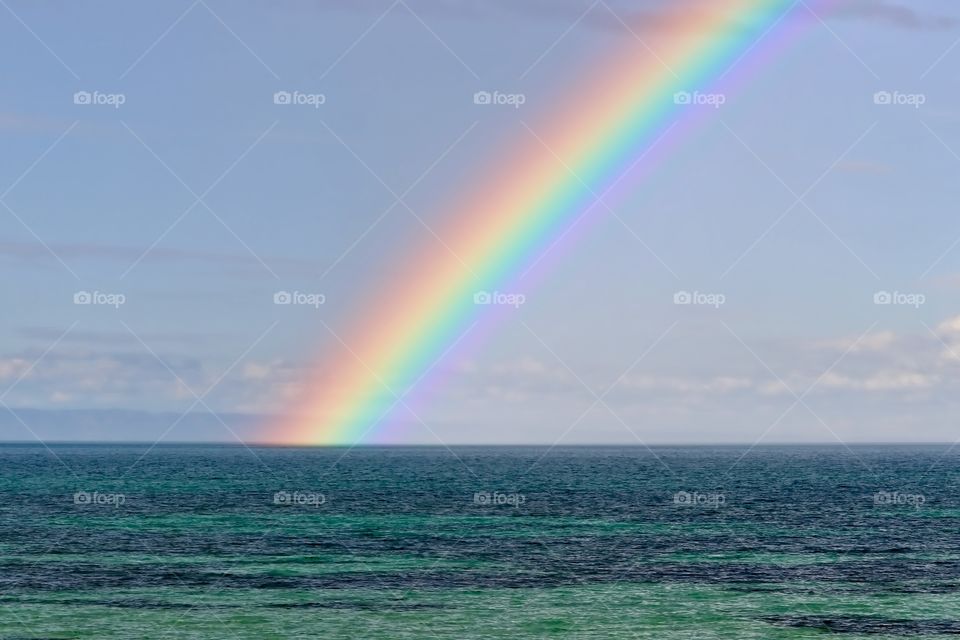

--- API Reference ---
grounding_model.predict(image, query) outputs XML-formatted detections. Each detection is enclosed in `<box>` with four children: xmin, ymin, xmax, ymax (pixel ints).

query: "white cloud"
<box><xmin>937</xmin><ymin>314</ymin><xmax>960</xmax><ymax>337</ymax></box>
<box><xmin>816</xmin><ymin>330</ymin><xmax>897</xmax><ymax>353</ymax></box>
<box><xmin>0</xmin><ymin>358</ymin><xmax>29</xmax><ymax>381</ymax></box>
<box><xmin>834</xmin><ymin>1</ymin><xmax>958</xmax><ymax>31</ymax></box>
<box><xmin>8</xmin><ymin>312</ymin><xmax>960</xmax><ymax>441</ymax></box>
<box><xmin>242</xmin><ymin>362</ymin><xmax>274</xmax><ymax>380</ymax></box>
<box><xmin>820</xmin><ymin>370</ymin><xmax>939</xmax><ymax>392</ymax></box>
<box><xmin>622</xmin><ymin>374</ymin><xmax>754</xmax><ymax>394</ymax></box>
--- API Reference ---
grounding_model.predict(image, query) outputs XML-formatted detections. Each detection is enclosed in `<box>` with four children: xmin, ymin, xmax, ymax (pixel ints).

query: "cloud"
<box><xmin>820</xmin><ymin>369</ymin><xmax>939</xmax><ymax>392</ymax></box>
<box><xmin>242</xmin><ymin>362</ymin><xmax>275</xmax><ymax>380</ymax></box>
<box><xmin>306</xmin><ymin>0</ymin><xmax>958</xmax><ymax>32</ymax></box>
<box><xmin>0</xmin><ymin>348</ymin><xmax>206</xmax><ymax>407</ymax></box>
<box><xmin>0</xmin><ymin>408</ymin><xmax>265</xmax><ymax>442</ymax></box>
<box><xmin>622</xmin><ymin>374</ymin><xmax>754</xmax><ymax>394</ymax></box>
<box><xmin>933</xmin><ymin>315</ymin><xmax>960</xmax><ymax>361</ymax></box>
<box><xmin>937</xmin><ymin>314</ymin><xmax>960</xmax><ymax>336</ymax></box>
<box><xmin>452</xmin><ymin>317</ymin><xmax>960</xmax><ymax>411</ymax></box>
<box><xmin>8</xmin><ymin>314</ymin><xmax>960</xmax><ymax>441</ymax></box>
<box><xmin>0</xmin><ymin>241</ymin><xmax>321</xmax><ymax>276</ymax></box>
<box><xmin>0</xmin><ymin>358</ymin><xmax>29</xmax><ymax>382</ymax></box>
<box><xmin>0</xmin><ymin>345</ymin><xmax>309</xmax><ymax>419</ymax></box>
<box><xmin>17</xmin><ymin>326</ymin><xmax>219</xmax><ymax>347</ymax></box>
<box><xmin>834</xmin><ymin>1</ymin><xmax>959</xmax><ymax>31</ymax></box>
<box><xmin>815</xmin><ymin>330</ymin><xmax>897</xmax><ymax>353</ymax></box>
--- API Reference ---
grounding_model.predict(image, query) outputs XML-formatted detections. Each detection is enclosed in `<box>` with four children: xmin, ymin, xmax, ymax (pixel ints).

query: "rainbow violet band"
<box><xmin>269</xmin><ymin>0</ymin><xmax>827</xmax><ymax>445</ymax></box>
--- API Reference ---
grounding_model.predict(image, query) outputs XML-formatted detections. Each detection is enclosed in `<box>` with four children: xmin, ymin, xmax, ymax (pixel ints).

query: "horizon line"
<box><xmin>0</xmin><ymin>441</ymin><xmax>957</xmax><ymax>447</ymax></box>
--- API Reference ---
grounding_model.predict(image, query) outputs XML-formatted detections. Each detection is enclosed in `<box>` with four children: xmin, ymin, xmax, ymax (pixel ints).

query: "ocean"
<box><xmin>1</xmin><ymin>444</ymin><xmax>958</xmax><ymax>638</ymax></box>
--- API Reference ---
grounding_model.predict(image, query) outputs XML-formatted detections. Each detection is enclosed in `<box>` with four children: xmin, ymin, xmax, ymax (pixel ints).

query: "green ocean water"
<box><xmin>1</xmin><ymin>444</ymin><xmax>959</xmax><ymax>638</ymax></box>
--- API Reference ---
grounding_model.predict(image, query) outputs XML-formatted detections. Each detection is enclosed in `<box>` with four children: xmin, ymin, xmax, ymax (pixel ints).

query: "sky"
<box><xmin>2</xmin><ymin>0</ymin><xmax>960</xmax><ymax>444</ymax></box>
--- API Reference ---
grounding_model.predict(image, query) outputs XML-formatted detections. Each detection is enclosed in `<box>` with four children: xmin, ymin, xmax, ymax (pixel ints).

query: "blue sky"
<box><xmin>2</xmin><ymin>0</ymin><xmax>960</xmax><ymax>444</ymax></box>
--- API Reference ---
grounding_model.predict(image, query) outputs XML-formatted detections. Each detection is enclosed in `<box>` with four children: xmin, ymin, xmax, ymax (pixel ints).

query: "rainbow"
<box><xmin>271</xmin><ymin>0</ymin><xmax>824</xmax><ymax>444</ymax></box>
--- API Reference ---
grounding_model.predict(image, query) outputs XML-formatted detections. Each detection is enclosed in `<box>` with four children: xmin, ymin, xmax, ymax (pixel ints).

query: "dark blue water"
<box><xmin>1</xmin><ymin>445</ymin><xmax>959</xmax><ymax>638</ymax></box>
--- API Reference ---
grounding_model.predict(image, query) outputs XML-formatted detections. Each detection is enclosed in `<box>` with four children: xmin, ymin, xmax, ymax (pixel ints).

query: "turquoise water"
<box><xmin>1</xmin><ymin>444</ymin><xmax>959</xmax><ymax>638</ymax></box>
